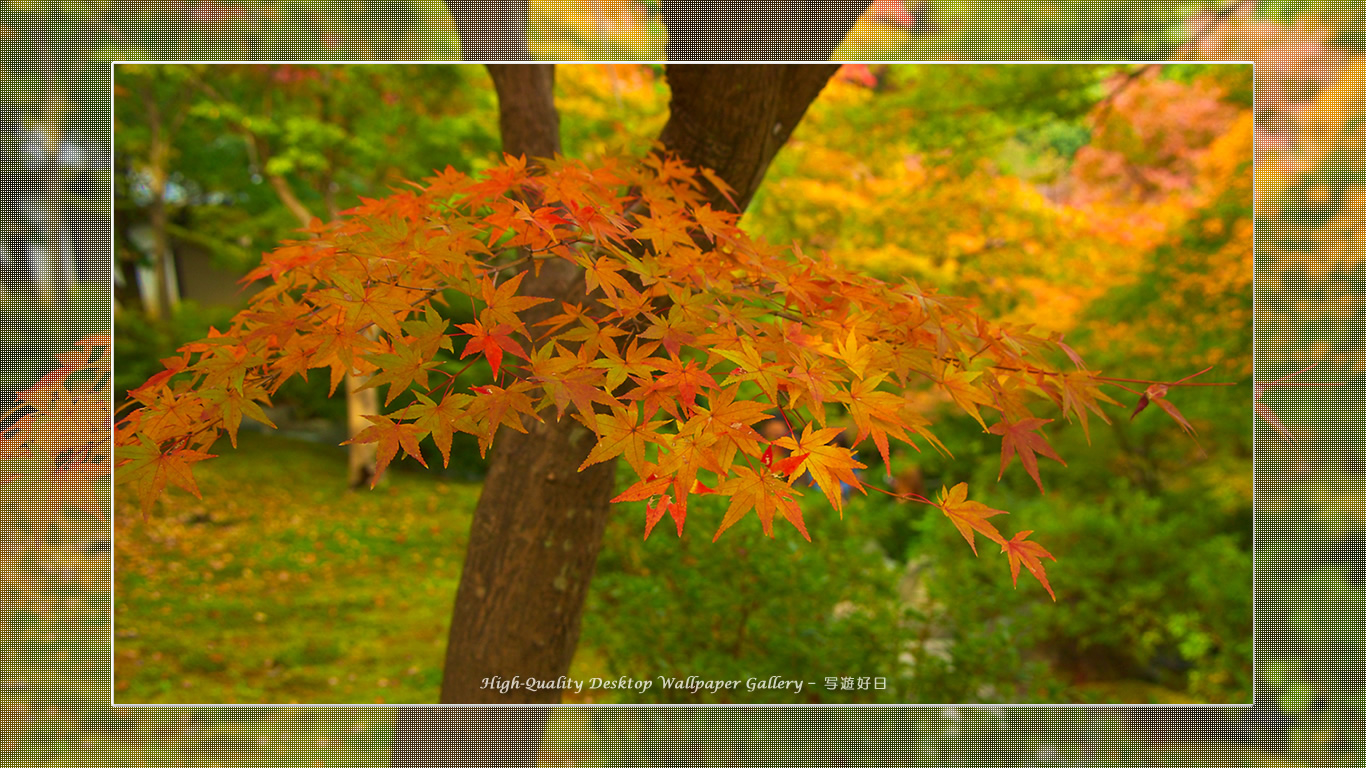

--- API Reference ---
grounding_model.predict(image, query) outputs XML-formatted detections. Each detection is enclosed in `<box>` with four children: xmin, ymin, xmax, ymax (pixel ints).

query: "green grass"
<box><xmin>114</xmin><ymin>429</ymin><xmax>479</xmax><ymax>705</ymax></box>
<box><xmin>0</xmin><ymin>424</ymin><xmax>1324</xmax><ymax>766</ymax></box>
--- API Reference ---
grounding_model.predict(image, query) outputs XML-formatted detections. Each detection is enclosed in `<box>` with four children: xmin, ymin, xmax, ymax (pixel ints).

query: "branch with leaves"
<box><xmin>113</xmin><ymin>152</ymin><xmax>1233</xmax><ymax>601</ymax></box>
<box><xmin>1</xmin><ymin>336</ymin><xmax>111</xmax><ymax>520</ymax></box>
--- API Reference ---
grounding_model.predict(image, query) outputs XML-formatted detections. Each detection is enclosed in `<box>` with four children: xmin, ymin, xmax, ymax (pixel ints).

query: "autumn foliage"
<box><xmin>112</xmin><ymin>150</ymin><xmax>1225</xmax><ymax>601</ymax></box>
<box><xmin>2</xmin><ymin>335</ymin><xmax>111</xmax><ymax>519</ymax></box>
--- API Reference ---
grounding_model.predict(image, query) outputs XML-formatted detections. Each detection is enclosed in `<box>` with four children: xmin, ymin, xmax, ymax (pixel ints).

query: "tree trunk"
<box><xmin>393</xmin><ymin>10</ymin><xmax>864</xmax><ymax>768</ymax></box>
<box><xmin>663</xmin><ymin>0</ymin><xmax>872</xmax><ymax>60</ymax></box>
<box><xmin>657</xmin><ymin>64</ymin><xmax>843</xmax><ymax>211</ymax></box>
<box><xmin>392</xmin><ymin>63</ymin><xmax>579</xmax><ymax>768</ymax></box>
<box><xmin>345</xmin><ymin>357</ymin><xmax>381</xmax><ymax>488</ymax></box>
<box><xmin>140</xmin><ymin>84</ymin><xmax>174</xmax><ymax>321</ymax></box>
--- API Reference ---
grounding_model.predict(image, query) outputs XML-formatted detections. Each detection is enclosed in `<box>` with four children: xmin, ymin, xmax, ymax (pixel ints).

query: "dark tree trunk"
<box><xmin>392</xmin><ymin>62</ymin><xmax>573</xmax><ymax>768</ymax></box>
<box><xmin>394</xmin><ymin>10</ymin><xmax>865</xmax><ymax>768</ymax></box>
<box><xmin>657</xmin><ymin>64</ymin><xmax>843</xmax><ymax>212</ymax></box>
<box><xmin>663</xmin><ymin>0</ymin><xmax>872</xmax><ymax>60</ymax></box>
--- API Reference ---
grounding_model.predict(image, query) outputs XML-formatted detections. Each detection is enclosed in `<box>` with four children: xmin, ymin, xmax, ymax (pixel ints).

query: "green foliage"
<box><xmin>910</xmin><ymin>485</ymin><xmax>1251</xmax><ymax>704</ymax></box>
<box><xmin>580</xmin><ymin>707</ymin><xmax>1159</xmax><ymax>767</ymax></box>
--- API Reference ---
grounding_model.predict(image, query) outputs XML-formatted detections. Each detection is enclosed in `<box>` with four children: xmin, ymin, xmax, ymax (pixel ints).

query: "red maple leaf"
<box><xmin>456</xmin><ymin>320</ymin><xmax>528</xmax><ymax>380</ymax></box>
<box><xmin>987</xmin><ymin>417</ymin><xmax>1065</xmax><ymax>493</ymax></box>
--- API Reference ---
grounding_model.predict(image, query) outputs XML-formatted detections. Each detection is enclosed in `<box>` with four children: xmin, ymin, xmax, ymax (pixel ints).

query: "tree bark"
<box><xmin>663</xmin><ymin>0</ymin><xmax>872</xmax><ymax>60</ymax></box>
<box><xmin>392</xmin><ymin>63</ymin><xmax>578</xmax><ymax>768</ymax></box>
<box><xmin>657</xmin><ymin>64</ymin><xmax>842</xmax><ymax>212</ymax></box>
<box><xmin>139</xmin><ymin>82</ymin><xmax>174</xmax><ymax>321</ymax></box>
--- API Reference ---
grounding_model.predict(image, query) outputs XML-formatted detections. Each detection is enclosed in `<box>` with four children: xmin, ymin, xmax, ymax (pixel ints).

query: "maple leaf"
<box><xmin>1052</xmin><ymin>370</ymin><xmax>1117</xmax><ymax>443</ymax></box>
<box><xmin>555</xmin><ymin>315</ymin><xmax>626</xmax><ymax>362</ymax></box>
<box><xmin>201</xmin><ymin>386</ymin><xmax>277</xmax><ymax>449</ymax></box>
<box><xmin>655</xmin><ymin>429</ymin><xmax>722</xmax><ymax>529</ymax></box>
<box><xmin>652</xmin><ymin>357</ymin><xmax>717</xmax><ymax>417</ymax></box>
<box><xmin>759</xmin><ymin>444</ymin><xmax>809</xmax><ymax>477</ymax></box>
<box><xmin>1130</xmin><ymin>382</ymin><xmax>1205</xmax><ymax>456</ymax></box>
<box><xmin>634</xmin><ymin>201</ymin><xmax>696</xmax><ymax>254</ymax></box>
<box><xmin>689</xmin><ymin>386</ymin><xmax>772</xmax><ymax>476</ymax></box>
<box><xmin>696</xmin><ymin>165</ymin><xmax>740</xmax><ymax>211</ymax></box>
<box><xmin>360</xmin><ymin>341</ymin><xmax>442</xmax><ymax>406</ymax></box>
<box><xmin>127</xmin><ymin>354</ymin><xmax>190</xmax><ymax>403</ymax></box>
<box><xmin>713</xmin><ymin>337</ymin><xmax>783</xmax><ymax>405</ymax></box>
<box><xmin>834</xmin><ymin>373</ymin><xmax>914</xmax><ymax>477</ymax></box>
<box><xmin>134</xmin><ymin>387</ymin><xmax>208</xmax><ymax>443</ymax></box>
<box><xmin>479</xmin><ymin>271</ymin><xmax>552</xmax><ymax>333</ymax></box>
<box><xmin>714</xmin><ymin>466</ymin><xmax>810</xmax><ymax>542</ymax></box>
<box><xmin>833</xmin><ymin>328</ymin><xmax>876</xmax><ymax>380</ymax></box>
<box><xmin>401</xmin><ymin>305</ymin><xmax>455</xmax><ymax>360</ymax></box>
<box><xmin>456</xmin><ymin>319</ymin><xmax>528</xmax><ymax>380</ymax></box>
<box><xmin>116</xmin><ymin>435</ymin><xmax>216</xmax><ymax>515</ymax></box>
<box><xmin>935</xmin><ymin>482</ymin><xmax>1008</xmax><ymax>556</ymax></box>
<box><xmin>591</xmin><ymin>337</ymin><xmax>661</xmax><ymax>392</ymax></box>
<box><xmin>409</xmin><ymin>392</ymin><xmax>475</xmax><ymax>468</ymax></box>
<box><xmin>578</xmin><ymin>404</ymin><xmax>666</xmax><ymax>475</ymax></box>
<box><xmin>611</xmin><ymin>469</ymin><xmax>672</xmax><ymax>503</ymax></box>
<box><xmin>343</xmin><ymin>414</ymin><xmax>429</xmax><ymax>488</ymax></box>
<box><xmin>987</xmin><ymin>417</ymin><xmax>1065</xmax><ymax>493</ymax></box>
<box><xmin>644</xmin><ymin>494</ymin><xmax>684</xmax><ymax>539</ymax></box>
<box><xmin>584</xmin><ymin>254</ymin><xmax>634</xmax><ymax>300</ymax></box>
<box><xmin>466</xmin><ymin>381</ymin><xmax>541</xmax><ymax>457</ymax></box>
<box><xmin>641</xmin><ymin>309</ymin><xmax>699</xmax><ymax>359</ymax></box>
<box><xmin>776</xmin><ymin>423</ymin><xmax>867</xmax><ymax>515</ymax></box>
<box><xmin>999</xmin><ymin>530</ymin><xmax>1057</xmax><ymax>601</ymax></box>
<box><xmin>325</xmin><ymin>273</ymin><xmax>412</xmax><ymax>338</ymax></box>
<box><xmin>934</xmin><ymin>362</ymin><xmax>995</xmax><ymax>431</ymax></box>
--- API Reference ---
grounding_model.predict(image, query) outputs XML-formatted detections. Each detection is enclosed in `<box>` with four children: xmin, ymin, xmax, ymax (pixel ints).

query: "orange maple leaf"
<box><xmin>935</xmin><ymin>482</ymin><xmax>1008</xmax><ymax>556</ymax></box>
<box><xmin>343</xmin><ymin>414</ymin><xmax>429</xmax><ymax>488</ymax></box>
<box><xmin>777</xmin><ymin>423</ymin><xmax>867</xmax><ymax>515</ymax></box>
<box><xmin>578</xmin><ymin>404</ymin><xmax>666</xmax><ymax>475</ymax></box>
<box><xmin>714</xmin><ymin>465</ymin><xmax>810</xmax><ymax>542</ymax></box>
<box><xmin>1000</xmin><ymin>530</ymin><xmax>1057</xmax><ymax>601</ymax></box>
<box><xmin>116</xmin><ymin>435</ymin><xmax>216</xmax><ymax>515</ymax></box>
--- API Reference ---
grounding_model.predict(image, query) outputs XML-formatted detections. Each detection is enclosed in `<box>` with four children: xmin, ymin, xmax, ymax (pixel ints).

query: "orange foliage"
<box><xmin>104</xmin><ymin>150</ymin><xmax>1227</xmax><ymax>599</ymax></box>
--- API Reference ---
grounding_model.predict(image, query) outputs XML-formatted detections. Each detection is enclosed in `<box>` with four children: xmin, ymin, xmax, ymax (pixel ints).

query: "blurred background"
<box><xmin>3</xmin><ymin>0</ymin><xmax>1363</xmax><ymax>765</ymax></box>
